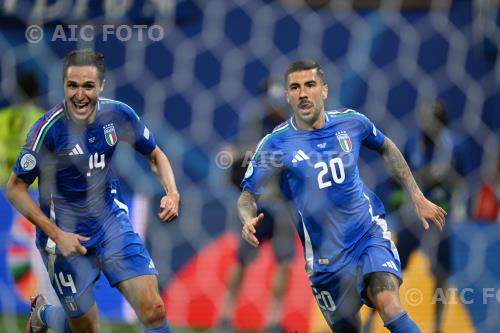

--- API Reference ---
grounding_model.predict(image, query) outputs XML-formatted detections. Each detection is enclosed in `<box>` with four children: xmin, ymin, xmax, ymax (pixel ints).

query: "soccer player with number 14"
<box><xmin>7</xmin><ymin>49</ymin><xmax>179</xmax><ymax>333</ymax></box>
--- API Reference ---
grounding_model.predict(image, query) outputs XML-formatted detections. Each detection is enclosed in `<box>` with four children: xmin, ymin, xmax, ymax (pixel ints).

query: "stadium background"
<box><xmin>0</xmin><ymin>0</ymin><xmax>499</xmax><ymax>332</ymax></box>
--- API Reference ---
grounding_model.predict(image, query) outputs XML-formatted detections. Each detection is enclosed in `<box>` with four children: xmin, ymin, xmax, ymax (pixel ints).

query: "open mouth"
<box><xmin>72</xmin><ymin>101</ymin><xmax>89</xmax><ymax>112</ymax></box>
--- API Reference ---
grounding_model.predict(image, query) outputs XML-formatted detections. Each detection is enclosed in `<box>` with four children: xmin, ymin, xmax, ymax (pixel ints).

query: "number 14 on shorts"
<box><xmin>55</xmin><ymin>271</ymin><xmax>77</xmax><ymax>294</ymax></box>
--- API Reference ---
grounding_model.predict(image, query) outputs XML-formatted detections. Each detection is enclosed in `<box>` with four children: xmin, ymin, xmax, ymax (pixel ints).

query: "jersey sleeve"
<box><xmin>119</xmin><ymin>104</ymin><xmax>157</xmax><ymax>155</ymax></box>
<box><xmin>12</xmin><ymin>117</ymin><xmax>50</xmax><ymax>185</ymax></box>
<box><xmin>240</xmin><ymin>134</ymin><xmax>282</xmax><ymax>196</ymax></box>
<box><xmin>357</xmin><ymin>113</ymin><xmax>386</xmax><ymax>150</ymax></box>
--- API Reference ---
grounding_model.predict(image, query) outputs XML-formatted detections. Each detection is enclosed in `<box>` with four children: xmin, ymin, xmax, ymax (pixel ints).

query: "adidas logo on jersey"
<box><xmin>292</xmin><ymin>150</ymin><xmax>310</xmax><ymax>163</ymax></box>
<box><xmin>68</xmin><ymin>144</ymin><xmax>84</xmax><ymax>156</ymax></box>
<box><xmin>382</xmin><ymin>260</ymin><xmax>398</xmax><ymax>271</ymax></box>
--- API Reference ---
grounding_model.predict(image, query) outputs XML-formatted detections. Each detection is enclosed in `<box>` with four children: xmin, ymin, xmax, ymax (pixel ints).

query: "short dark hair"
<box><xmin>284</xmin><ymin>59</ymin><xmax>326</xmax><ymax>85</ymax></box>
<box><xmin>17</xmin><ymin>72</ymin><xmax>40</xmax><ymax>99</ymax></box>
<box><xmin>62</xmin><ymin>49</ymin><xmax>105</xmax><ymax>83</ymax></box>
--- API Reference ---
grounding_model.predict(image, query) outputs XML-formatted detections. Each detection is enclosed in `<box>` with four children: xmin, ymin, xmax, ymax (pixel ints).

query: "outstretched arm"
<box><xmin>377</xmin><ymin>137</ymin><xmax>447</xmax><ymax>231</ymax></box>
<box><xmin>6</xmin><ymin>173</ymin><xmax>90</xmax><ymax>256</ymax></box>
<box><xmin>148</xmin><ymin>146</ymin><xmax>180</xmax><ymax>222</ymax></box>
<box><xmin>237</xmin><ymin>190</ymin><xmax>264</xmax><ymax>247</ymax></box>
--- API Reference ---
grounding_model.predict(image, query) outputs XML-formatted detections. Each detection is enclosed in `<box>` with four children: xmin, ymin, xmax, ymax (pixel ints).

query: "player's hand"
<box><xmin>54</xmin><ymin>230</ymin><xmax>90</xmax><ymax>257</ymax></box>
<box><xmin>242</xmin><ymin>213</ymin><xmax>264</xmax><ymax>247</ymax></box>
<box><xmin>158</xmin><ymin>191</ymin><xmax>180</xmax><ymax>222</ymax></box>
<box><xmin>414</xmin><ymin>195</ymin><xmax>447</xmax><ymax>232</ymax></box>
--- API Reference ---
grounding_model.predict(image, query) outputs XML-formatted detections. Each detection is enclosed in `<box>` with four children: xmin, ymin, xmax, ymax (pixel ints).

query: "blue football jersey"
<box><xmin>13</xmin><ymin>98</ymin><xmax>156</xmax><ymax>249</ymax></box>
<box><xmin>241</xmin><ymin>109</ymin><xmax>387</xmax><ymax>275</ymax></box>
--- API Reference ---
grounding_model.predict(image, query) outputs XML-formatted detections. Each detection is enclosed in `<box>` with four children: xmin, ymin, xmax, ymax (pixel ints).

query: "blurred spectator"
<box><xmin>217</xmin><ymin>77</ymin><xmax>296</xmax><ymax>333</ymax></box>
<box><xmin>472</xmin><ymin>152</ymin><xmax>500</xmax><ymax>222</ymax></box>
<box><xmin>396</xmin><ymin>100</ymin><xmax>461</xmax><ymax>333</ymax></box>
<box><xmin>0</xmin><ymin>72</ymin><xmax>59</xmax><ymax>307</ymax></box>
<box><xmin>364</xmin><ymin>100</ymin><xmax>462</xmax><ymax>333</ymax></box>
<box><xmin>0</xmin><ymin>72</ymin><xmax>44</xmax><ymax>186</ymax></box>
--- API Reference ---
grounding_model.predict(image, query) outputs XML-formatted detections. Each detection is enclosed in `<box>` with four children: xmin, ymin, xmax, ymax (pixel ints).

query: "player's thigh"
<box><xmin>68</xmin><ymin>303</ymin><xmax>100</xmax><ymax>333</ymax></box>
<box><xmin>100</xmin><ymin>231</ymin><xmax>163</xmax><ymax>320</ymax></box>
<box><xmin>358</xmin><ymin>234</ymin><xmax>403</xmax><ymax>308</ymax></box>
<box><xmin>38</xmin><ymin>246</ymin><xmax>100</xmax><ymax>318</ymax></box>
<box><xmin>359</xmin><ymin>244</ymin><xmax>402</xmax><ymax>308</ymax></box>
<box><xmin>359</xmin><ymin>218</ymin><xmax>403</xmax><ymax>303</ymax></box>
<box><xmin>365</xmin><ymin>271</ymin><xmax>401</xmax><ymax>303</ymax></box>
<box><xmin>100</xmin><ymin>230</ymin><xmax>158</xmax><ymax>287</ymax></box>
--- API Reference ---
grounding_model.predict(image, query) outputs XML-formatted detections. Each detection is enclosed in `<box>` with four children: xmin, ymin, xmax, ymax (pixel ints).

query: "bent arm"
<box><xmin>378</xmin><ymin>137</ymin><xmax>423</xmax><ymax>203</ymax></box>
<box><xmin>148</xmin><ymin>146</ymin><xmax>180</xmax><ymax>222</ymax></box>
<box><xmin>377</xmin><ymin>137</ymin><xmax>446</xmax><ymax>230</ymax></box>
<box><xmin>6</xmin><ymin>172</ymin><xmax>60</xmax><ymax>239</ymax></box>
<box><xmin>6</xmin><ymin>172</ymin><xmax>89</xmax><ymax>256</ymax></box>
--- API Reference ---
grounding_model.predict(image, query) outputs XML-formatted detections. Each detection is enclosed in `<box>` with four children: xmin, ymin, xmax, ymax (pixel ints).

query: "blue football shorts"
<box><xmin>38</xmin><ymin>214</ymin><xmax>158</xmax><ymax>317</ymax></box>
<box><xmin>309</xmin><ymin>216</ymin><xmax>402</xmax><ymax>330</ymax></box>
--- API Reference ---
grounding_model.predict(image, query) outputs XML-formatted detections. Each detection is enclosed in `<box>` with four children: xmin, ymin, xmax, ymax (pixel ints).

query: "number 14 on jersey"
<box><xmin>87</xmin><ymin>152</ymin><xmax>105</xmax><ymax>177</ymax></box>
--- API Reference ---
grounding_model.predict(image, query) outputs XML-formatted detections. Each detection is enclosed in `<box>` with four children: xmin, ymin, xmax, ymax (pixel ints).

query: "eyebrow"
<box><xmin>66</xmin><ymin>80</ymin><xmax>96</xmax><ymax>85</ymax></box>
<box><xmin>288</xmin><ymin>79</ymin><xmax>317</xmax><ymax>87</ymax></box>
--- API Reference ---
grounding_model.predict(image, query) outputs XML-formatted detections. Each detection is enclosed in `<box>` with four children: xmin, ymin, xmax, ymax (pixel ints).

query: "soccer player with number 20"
<box><xmin>238</xmin><ymin>60</ymin><xmax>446</xmax><ymax>333</ymax></box>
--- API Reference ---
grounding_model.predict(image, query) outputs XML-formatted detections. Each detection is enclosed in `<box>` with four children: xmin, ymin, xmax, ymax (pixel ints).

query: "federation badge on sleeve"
<box><xmin>336</xmin><ymin>131</ymin><xmax>352</xmax><ymax>152</ymax></box>
<box><xmin>20</xmin><ymin>153</ymin><xmax>37</xmax><ymax>171</ymax></box>
<box><xmin>103</xmin><ymin>123</ymin><xmax>118</xmax><ymax>146</ymax></box>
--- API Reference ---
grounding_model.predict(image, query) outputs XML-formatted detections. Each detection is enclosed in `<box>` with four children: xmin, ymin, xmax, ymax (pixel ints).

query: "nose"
<box><xmin>299</xmin><ymin>88</ymin><xmax>307</xmax><ymax>99</ymax></box>
<box><xmin>75</xmin><ymin>87</ymin><xmax>85</xmax><ymax>100</ymax></box>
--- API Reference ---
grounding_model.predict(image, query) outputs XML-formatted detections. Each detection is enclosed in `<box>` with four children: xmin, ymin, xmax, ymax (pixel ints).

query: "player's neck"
<box><xmin>293</xmin><ymin>113</ymin><xmax>325</xmax><ymax>131</ymax></box>
<box><xmin>64</xmin><ymin>101</ymin><xmax>97</xmax><ymax>127</ymax></box>
<box><xmin>67</xmin><ymin>111</ymin><xmax>97</xmax><ymax>126</ymax></box>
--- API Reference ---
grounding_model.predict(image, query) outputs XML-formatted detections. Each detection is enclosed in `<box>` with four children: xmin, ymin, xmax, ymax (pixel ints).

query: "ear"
<box><xmin>322</xmin><ymin>84</ymin><xmax>328</xmax><ymax>100</ymax></box>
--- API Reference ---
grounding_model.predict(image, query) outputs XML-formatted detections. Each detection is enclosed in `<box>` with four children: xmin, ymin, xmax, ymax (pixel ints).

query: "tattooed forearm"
<box><xmin>378</xmin><ymin>137</ymin><xmax>423</xmax><ymax>201</ymax></box>
<box><xmin>237</xmin><ymin>190</ymin><xmax>258</xmax><ymax>225</ymax></box>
